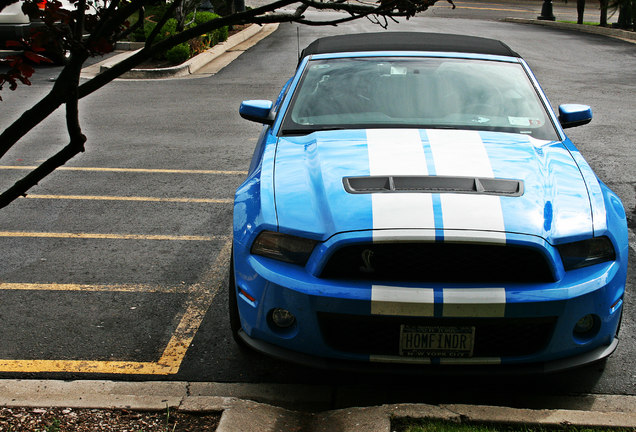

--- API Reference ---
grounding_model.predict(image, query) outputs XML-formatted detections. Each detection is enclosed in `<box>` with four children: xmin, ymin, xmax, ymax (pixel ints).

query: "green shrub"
<box><xmin>144</xmin><ymin>18</ymin><xmax>178</xmax><ymax>59</ymax></box>
<box><xmin>141</xmin><ymin>10</ymin><xmax>229</xmax><ymax>63</ymax></box>
<box><xmin>166</xmin><ymin>43</ymin><xmax>191</xmax><ymax>64</ymax></box>
<box><xmin>144</xmin><ymin>18</ymin><xmax>178</xmax><ymax>43</ymax></box>
<box><xmin>131</xmin><ymin>25</ymin><xmax>145</xmax><ymax>42</ymax></box>
<box><xmin>190</xmin><ymin>11</ymin><xmax>219</xmax><ymax>25</ymax></box>
<box><xmin>216</xmin><ymin>24</ymin><xmax>228</xmax><ymax>43</ymax></box>
<box><xmin>186</xmin><ymin>11</ymin><xmax>228</xmax><ymax>46</ymax></box>
<box><xmin>127</xmin><ymin>3</ymin><xmax>172</xmax><ymax>41</ymax></box>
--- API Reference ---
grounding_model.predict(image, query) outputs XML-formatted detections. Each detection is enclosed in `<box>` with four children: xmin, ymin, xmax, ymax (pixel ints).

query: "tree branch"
<box><xmin>0</xmin><ymin>52</ymin><xmax>86</xmax><ymax>210</ymax></box>
<box><xmin>87</xmin><ymin>0</ymin><xmax>145</xmax><ymax>47</ymax></box>
<box><xmin>146</xmin><ymin>0</ymin><xmax>182</xmax><ymax>46</ymax></box>
<box><xmin>1</xmin><ymin>0</ymin><xmax>446</xmax><ymax>209</ymax></box>
<box><xmin>0</xmin><ymin>0</ymin><xmax>298</xmax><ymax>161</ymax></box>
<box><xmin>115</xmin><ymin>5</ymin><xmax>145</xmax><ymax>42</ymax></box>
<box><xmin>0</xmin><ymin>51</ymin><xmax>88</xmax><ymax>159</ymax></box>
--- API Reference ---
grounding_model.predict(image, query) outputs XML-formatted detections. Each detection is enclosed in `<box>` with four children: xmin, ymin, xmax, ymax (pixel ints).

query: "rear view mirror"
<box><xmin>240</xmin><ymin>100</ymin><xmax>274</xmax><ymax>125</ymax></box>
<box><xmin>559</xmin><ymin>104</ymin><xmax>592</xmax><ymax>129</ymax></box>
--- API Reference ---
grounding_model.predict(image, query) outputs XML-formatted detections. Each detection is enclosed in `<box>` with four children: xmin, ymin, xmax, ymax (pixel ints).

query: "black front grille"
<box><xmin>320</xmin><ymin>243</ymin><xmax>555</xmax><ymax>283</ymax></box>
<box><xmin>318</xmin><ymin>313</ymin><xmax>557</xmax><ymax>358</ymax></box>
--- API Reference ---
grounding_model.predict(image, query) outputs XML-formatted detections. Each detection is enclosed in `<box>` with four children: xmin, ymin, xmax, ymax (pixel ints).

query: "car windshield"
<box><xmin>281</xmin><ymin>57</ymin><xmax>559</xmax><ymax>140</ymax></box>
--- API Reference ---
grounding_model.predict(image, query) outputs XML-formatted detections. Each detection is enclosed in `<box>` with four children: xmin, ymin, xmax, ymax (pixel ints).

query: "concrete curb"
<box><xmin>96</xmin><ymin>23</ymin><xmax>276</xmax><ymax>79</ymax></box>
<box><xmin>503</xmin><ymin>17</ymin><xmax>636</xmax><ymax>44</ymax></box>
<box><xmin>0</xmin><ymin>380</ymin><xmax>634</xmax><ymax>431</ymax></box>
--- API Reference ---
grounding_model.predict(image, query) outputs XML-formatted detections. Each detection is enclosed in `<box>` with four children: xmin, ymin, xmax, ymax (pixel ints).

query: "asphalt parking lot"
<box><xmin>0</xmin><ymin>164</ymin><xmax>241</xmax><ymax>375</ymax></box>
<box><xmin>0</xmin><ymin>0</ymin><xmax>634</xmax><ymax>399</ymax></box>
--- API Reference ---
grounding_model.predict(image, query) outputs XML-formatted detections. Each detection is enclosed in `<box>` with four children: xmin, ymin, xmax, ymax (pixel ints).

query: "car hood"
<box><xmin>273</xmin><ymin>129</ymin><xmax>593</xmax><ymax>243</ymax></box>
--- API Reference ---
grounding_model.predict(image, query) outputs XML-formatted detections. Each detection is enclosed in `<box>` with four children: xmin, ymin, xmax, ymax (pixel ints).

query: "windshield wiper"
<box><xmin>281</xmin><ymin>126</ymin><xmax>349</xmax><ymax>135</ymax></box>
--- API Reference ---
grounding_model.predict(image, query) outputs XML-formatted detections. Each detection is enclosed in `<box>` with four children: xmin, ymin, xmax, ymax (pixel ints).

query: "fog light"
<box><xmin>573</xmin><ymin>314</ymin><xmax>597</xmax><ymax>337</ymax></box>
<box><xmin>271</xmin><ymin>308</ymin><xmax>296</xmax><ymax>328</ymax></box>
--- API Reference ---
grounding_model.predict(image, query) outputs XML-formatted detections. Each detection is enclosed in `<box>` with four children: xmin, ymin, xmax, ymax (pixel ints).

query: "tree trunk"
<box><xmin>599</xmin><ymin>0</ymin><xmax>608</xmax><ymax>26</ymax></box>
<box><xmin>577</xmin><ymin>0</ymin><xmax>585</xmax><ymax>24</ymax></box>
<box><xmin>617</xmin><ymin>0</ymin><xmax>634</xmax><ymax>29</ymax></box>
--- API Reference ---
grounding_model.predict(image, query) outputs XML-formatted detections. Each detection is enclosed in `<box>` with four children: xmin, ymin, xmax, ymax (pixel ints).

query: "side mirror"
<box><xmin>559</xmin><ymin>104</ymin><xmax>592</xmax><ymax>129</ymax></box>
<box><xmin>239</xmin><ymin>100</ymin><xmax>274</xmax><ymax>125</ymax></box>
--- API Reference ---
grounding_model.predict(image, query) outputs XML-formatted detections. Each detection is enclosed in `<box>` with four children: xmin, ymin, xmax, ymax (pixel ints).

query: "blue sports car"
<box><xmin>231</xmin><ymin>32</ymin><xmax>628</xmax><ymax>372</ymax></box>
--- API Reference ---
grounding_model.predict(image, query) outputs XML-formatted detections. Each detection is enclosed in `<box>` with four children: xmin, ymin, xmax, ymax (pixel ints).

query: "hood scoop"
<box><xmin>343</xmin><ymin>175</ymin><xmax>524</xmax><ymax>197</ymax></box>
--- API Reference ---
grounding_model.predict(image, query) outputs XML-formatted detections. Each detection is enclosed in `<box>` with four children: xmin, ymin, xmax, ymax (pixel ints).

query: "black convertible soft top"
<box><xmin>300</xmin><ymin>32</ymin><xmax>520</xmax><ymax>60</ymax></box>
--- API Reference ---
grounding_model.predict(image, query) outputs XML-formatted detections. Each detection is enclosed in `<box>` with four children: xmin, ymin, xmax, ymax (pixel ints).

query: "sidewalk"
<box><xmin>1</xmin><ymin>379</ymin><xmax>634</xmax><ymax>431</ymax></box>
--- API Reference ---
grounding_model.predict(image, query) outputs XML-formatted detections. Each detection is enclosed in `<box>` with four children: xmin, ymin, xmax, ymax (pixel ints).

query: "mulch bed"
<box><xmin>0</xmin><ymin>406</ymin><xmax>221</xmax><ymax>431</ymax></box>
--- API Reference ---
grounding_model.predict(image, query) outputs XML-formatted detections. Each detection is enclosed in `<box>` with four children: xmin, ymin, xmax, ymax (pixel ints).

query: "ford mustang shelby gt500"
<box><xmin>231</xmin><ymin>32</ymin><xmax>628</xmax><ymax>372</ymax></box>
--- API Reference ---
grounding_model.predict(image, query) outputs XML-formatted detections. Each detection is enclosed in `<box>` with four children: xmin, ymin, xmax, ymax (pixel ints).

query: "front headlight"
<box><xmin>251</xmin><ymin>231</ymin><xmax>318</xmax><ymax>265</ymax></box>
<box><xmin>557</xmin><ymin>236</ymin><xmax>616</xmax><ymax>271</ymax></box>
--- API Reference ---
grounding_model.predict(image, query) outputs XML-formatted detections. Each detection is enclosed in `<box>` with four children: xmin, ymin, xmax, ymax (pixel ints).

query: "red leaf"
<box><xmin>18</xmin><ymin>63</ymin><xmax>35</xmax><ymax>78</ymax></box>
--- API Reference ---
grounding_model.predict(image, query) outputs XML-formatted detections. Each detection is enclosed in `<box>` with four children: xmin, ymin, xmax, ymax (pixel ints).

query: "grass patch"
<box><xmin>557</xmin><ymin>20</ymin><xmax>604</xmax><ymax>25</ymax></box>
<box><xmin>392</xmin><ymin>419</ymin><xmax>635</xmax><ymax>432</ymax></box>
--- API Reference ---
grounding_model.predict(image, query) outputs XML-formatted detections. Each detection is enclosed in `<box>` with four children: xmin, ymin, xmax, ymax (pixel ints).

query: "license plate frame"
<box><xmin>399</xmin><ymin>325</ymin><xmax>475</xmax><ymax>358</ymax></box>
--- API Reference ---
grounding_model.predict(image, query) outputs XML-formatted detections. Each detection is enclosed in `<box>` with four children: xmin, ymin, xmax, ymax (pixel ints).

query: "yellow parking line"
<box><xmin>0</xmin><ymin>238</ymin><xmax>232</xmax><ymax>375</ymax></box>
<box><xmin>157</xmin><ymin>238</ymin><xmax>233</xmax><ymax>371</ymax></box>
<box><xmin>0</xmin><ymin>359</ymin><xmax>175</xmax><ymax>375</ymax></box>
<box><xmin>0</xmin><ymin>231</ymin><xmax>226</xmax><ymax>241</ymax></box>
<box><xmin>0</xmin><ymin>282</ymin><xmax>191</xmax><ymax>293</ymax></box>
<box><xmin>0</xmin><ymin>166</ymin><xmax>248</xmax><ymax>175</ymax></box>
<box><xmin>24</xmin><ymin>194</ymin><xmax>233</xmax><ymax>204</ymax></box>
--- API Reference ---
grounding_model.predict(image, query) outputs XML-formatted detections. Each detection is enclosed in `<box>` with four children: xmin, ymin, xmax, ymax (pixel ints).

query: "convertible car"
<box><xmin>231</xmin><ymin>32</ymin><xmax>628</xmax><ymax>372</ymax></box>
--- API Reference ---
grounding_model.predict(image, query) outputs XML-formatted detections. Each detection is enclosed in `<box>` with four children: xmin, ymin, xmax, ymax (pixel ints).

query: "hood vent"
<box><xmin>343</xmin><ymin>175</ymin><xmax>523</xmax><ymax>196</ymax></box>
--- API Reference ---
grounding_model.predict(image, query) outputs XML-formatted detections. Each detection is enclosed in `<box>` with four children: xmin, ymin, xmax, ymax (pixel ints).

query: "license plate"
<box><xmin>399</xmin><ymin>325</ymin><xmax>475</xmax><ymax>358</ymax></box>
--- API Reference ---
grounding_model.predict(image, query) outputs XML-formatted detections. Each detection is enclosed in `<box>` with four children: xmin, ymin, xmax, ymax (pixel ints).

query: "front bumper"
<box><xmin>233</xmin><ymin>231</ymin><xmax>625</xmax><ymax>371</ymax></box>
<box><xmin>238</xmin><ymin>329</ymin><xmax>618</xmax><ymax>374</ymax></box>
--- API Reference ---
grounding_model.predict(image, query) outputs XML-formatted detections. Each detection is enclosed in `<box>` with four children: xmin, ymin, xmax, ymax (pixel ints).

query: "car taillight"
<box><xmin>37</xmin><ymin>0</ymin><xmax>47</xmax><ymax>10</ymax></box>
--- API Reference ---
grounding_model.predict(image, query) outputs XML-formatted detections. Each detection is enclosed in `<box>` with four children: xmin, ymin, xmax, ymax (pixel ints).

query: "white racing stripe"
<box><xmin>441</xmin><ymin>194</ymin><xmax>505</xmax><ymax>242</ymax></box>
<box><xmin>367</xmin><ymin>129</ymin><xmax>435</xmax><ymax>231</ymax></box>
<box><xmin>367</xmin><ymin>129</ymin><xmax>428</xmax><ymax>176</ymax></box>
<box><xmin>427</xmin><ymin>129</ymin><xmax>506</xmax><ymax>243</ymax></box>
<box><xmin>442</xmin><ymin>287</ymin><xmax>506</xmax><ymax>317</ymax></box>
<box><xmin>427</xmin><ymin>129</ymin><xmax>494</xmax><ymax>177</ymax></box>
<box><xmin>371</xmin><ymin>229</ymin><xmax>436</xmax><ymax>242</ymax></box>
<box><xmin>371</xmin><ymin>285</ymin><xmax>434</xmax><ymax>316</ymax></box>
